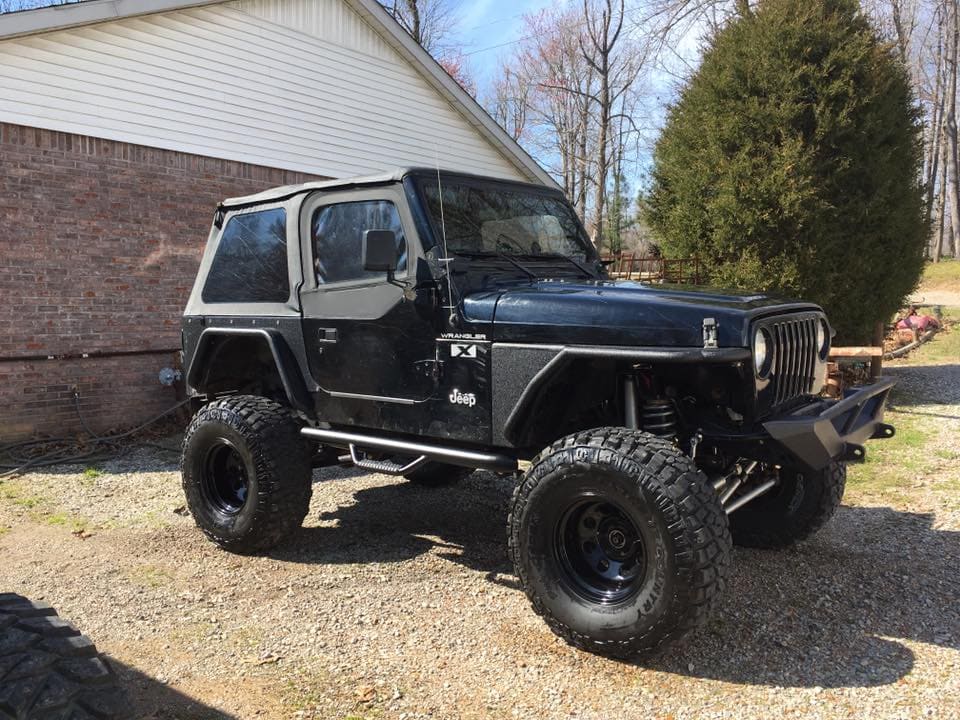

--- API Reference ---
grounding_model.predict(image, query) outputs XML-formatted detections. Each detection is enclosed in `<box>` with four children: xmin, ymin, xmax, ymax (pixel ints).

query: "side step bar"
<box><xmin>300</xmin><ymin>427</ymin><xmax>519</xmax><ymax>473</ymax></box>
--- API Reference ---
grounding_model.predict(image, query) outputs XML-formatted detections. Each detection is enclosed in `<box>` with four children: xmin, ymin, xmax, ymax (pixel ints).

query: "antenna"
<box><xmin>435</xmin><ymin>154</ymin><xmax>458</xmax><ymax>325</ymax></box>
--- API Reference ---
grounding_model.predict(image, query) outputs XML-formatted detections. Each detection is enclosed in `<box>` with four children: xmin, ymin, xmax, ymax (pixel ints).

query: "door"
<box><xmin>298</xmin><ymin>186</ymin><xmax>442</xmax><ymax>424</ymax></box>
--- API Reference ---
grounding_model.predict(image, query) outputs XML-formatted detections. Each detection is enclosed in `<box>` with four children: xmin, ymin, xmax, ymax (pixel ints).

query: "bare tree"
<box><xmin>382</xmin><ymin>0</ymin><xmax>460</xmax><ymax>56</ymax></box>
<box><xmin>497</xmin><ymin>6</ymin><xmax>598</xmax><ymax>217</ymax></box>
<box><xmin>488</xmin><ymin>66</ymin><xmax>531</xmax><ymax>142</ymax></box>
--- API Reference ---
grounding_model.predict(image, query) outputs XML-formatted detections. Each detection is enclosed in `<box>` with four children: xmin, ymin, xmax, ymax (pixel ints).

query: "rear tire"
<box><xmin>181</xmin><ymin>395</ymin><xmax>312</xmax><ymax>553</ymax></box>
<box><xmin>508</xmin><ymin>428</ymin><xmax>731</xmax><ymax>658</ymax></box>
<box><xmin>404</xmin><ymin>462</ymin><xmax>474</xmax><ymax>487</ymax></box>
<box><xmin>728</xmin><ymin>462</ymin><xmax>846</xmax><ymax>548</ymax></box>
<box><xmin>0</xmin><ymin>594</ymin><xmax>127</xmax><ymax>719</ymax></box>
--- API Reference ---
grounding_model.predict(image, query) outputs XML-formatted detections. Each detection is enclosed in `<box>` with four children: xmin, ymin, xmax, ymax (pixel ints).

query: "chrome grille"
<box><xmin>767</xmin><ymin>315</ymin><xmax>820</xmax><ymax>407</ymax></box>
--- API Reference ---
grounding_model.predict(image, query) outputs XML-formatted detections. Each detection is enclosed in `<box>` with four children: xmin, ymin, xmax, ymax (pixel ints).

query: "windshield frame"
<box><xmin>406</xmin><ymin>172</ymin><xmax>599</xmax><ymax>265</ymax></box>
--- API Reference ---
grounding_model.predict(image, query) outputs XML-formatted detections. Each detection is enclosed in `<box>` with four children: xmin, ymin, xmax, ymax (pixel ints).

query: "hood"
<box><xmin>461</xmin><ymin>279</ymin><xmax>821</xmax><ymax>347</ymax></box>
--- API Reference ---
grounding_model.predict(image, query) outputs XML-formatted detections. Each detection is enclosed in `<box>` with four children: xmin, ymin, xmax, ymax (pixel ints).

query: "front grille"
<box><xmin>763</xmin><ymin>314</ymin><xmax>821</xmax><ymax>407</ymax></box>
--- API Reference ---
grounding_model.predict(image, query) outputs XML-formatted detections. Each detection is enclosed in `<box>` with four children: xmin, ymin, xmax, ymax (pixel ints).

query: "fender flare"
<box><xmin>185</xmin><ymin>327</ymin><xmax>312</xmax><ymax>413</ymax></box>
<box><xmin>498</xmin><ymin>344</ymin><xmax>752</xmax><ymax>447</ymax></box>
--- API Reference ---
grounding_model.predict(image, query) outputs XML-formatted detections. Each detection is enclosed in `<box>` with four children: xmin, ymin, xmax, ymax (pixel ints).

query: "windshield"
<box><xmin>418</xmin><ymin>178</ymin><xmax>598</xmax><ymax>263</ymax></box>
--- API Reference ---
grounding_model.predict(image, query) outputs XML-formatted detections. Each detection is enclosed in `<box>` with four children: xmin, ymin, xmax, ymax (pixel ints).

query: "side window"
<box><xmin>202</xmin><ymin>208</ymin><xmax>289</xmax><ymax>303</ymax></box>
<box><xmin>312</xmin><ymin>200</ymin><xmax>408</xmax><ymax>285</ymax></box>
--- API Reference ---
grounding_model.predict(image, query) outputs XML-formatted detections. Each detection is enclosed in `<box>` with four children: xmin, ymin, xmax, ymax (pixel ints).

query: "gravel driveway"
<box><xmin>1</xmin><ymin>363</ymin><xmax>958</xmax><ymax>718</ymax></box>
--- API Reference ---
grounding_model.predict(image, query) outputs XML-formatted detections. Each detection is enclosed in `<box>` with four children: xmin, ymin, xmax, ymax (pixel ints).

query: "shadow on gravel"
<box><xmin>276</xmin><ymin>472</ymin><xmax>959</xmax><ymax>690</ymax></box>
<box><xmin>643</xmin><ymin>504</ymin><xmax>960</xmax><ymax>689</ymax></box>
<box><xmin>275</xmin><ymin>470</ymin><xmax>518</xmax><ymax>585</ymax></box>
<box><xmin>114</xmin><ymin>660</ymin><xmax>237</xmax><ymax>719</ymax></box>
<box><xmin>885</xmin><ymin>364</ymin><xmax>960</xmax><ymax>407</ymax></box>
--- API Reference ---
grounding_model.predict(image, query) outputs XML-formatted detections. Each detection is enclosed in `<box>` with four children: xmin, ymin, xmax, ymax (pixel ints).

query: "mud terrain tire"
<box><xmin>728</xmin><ymin>462</ymin><xmax>846</xmax><ymax>548</ymax></box>
<box><xmin>182</xmin><ymin>395</ymin><xmax>312</xmax><ymax>553</ymax></box>
<box><xmin>508</xmin><ymin>428</ymin><xmax>731</xmax><ymax>658</ymax></box>
<box><xmin>0</xmin><ymin>594</ymin><xmax>127</xmax><ymax>719</ymax></box>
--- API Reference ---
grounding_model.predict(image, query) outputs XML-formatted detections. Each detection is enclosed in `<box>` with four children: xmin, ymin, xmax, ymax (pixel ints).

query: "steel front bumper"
<box><xmin>762</xmin><ymin>377</ymin><xmax>897</xmax><ymax>471</ymax></box>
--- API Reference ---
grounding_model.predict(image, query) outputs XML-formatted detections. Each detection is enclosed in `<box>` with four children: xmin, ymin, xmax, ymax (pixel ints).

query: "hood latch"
<box><xmin>702</xmin><ymin>318</ymin><xmax>718</xmax><ymax>348</ymax></box>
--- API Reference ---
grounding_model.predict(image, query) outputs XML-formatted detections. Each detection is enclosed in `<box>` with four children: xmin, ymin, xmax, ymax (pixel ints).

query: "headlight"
<box><xmin>754</xmin><ymin>328</ymin><xmax>771</xmax><ymax>376</ymax></box>
<box><xmin>817</xmin><ymin>319</ymin><xmax>830</xmax><ymax>359</ymax></box>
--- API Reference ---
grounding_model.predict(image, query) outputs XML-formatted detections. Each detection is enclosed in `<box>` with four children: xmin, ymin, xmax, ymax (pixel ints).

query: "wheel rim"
<box><xmin>555</xmin><ymin>496</ymin><xmax>647</xmax><ymax>604</ymax></box>
<box><xmin>201</xmin><ymin>439</ymin><xmax>249</xmax><ymax>516</ymax></box>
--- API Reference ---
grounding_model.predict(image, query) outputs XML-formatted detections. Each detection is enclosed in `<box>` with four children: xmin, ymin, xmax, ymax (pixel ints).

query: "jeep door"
<box><xmin>298</xmin><ymin>186</ymin><xmax>442</xmax><ymax>432</ymax></box>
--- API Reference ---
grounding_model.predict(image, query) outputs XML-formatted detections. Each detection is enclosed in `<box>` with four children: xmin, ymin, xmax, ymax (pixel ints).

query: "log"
<box><xmin>828</xmin><ymin>346</ymin><xmax>884</xmax><ymax>359</ymax></box>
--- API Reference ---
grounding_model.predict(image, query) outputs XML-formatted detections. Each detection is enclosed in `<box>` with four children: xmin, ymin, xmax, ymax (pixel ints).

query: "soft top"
<box><xmin>220</xmin><ymin>167</ymin><xmax>560</xmax><ymax>209</ymax></box>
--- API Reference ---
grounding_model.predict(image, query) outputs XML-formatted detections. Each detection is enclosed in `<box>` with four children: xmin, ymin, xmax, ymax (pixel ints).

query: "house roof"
<box><xmin>0</xmin><ymin>0</ymin><xmax>556</xmax><ymax>188</ymax></box>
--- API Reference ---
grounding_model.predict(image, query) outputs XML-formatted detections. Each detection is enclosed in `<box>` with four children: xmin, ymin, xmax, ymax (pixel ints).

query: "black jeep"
<box><xmin>179</xmin><ymin>168</ymin><xmax>894</xmax><ymax>658</ymax></box>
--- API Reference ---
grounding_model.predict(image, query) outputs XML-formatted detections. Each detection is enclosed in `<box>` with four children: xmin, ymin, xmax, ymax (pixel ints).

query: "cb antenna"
<box><xmin>435</xmin><ymin>153</ymin><xmax>458</xmax><ymax>325</ymax></box>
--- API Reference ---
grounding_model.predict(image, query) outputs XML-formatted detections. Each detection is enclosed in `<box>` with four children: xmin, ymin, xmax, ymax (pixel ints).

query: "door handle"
<box><xmin>318</xmin><ymin>328</ymin><xmax>339</xmax><ymax>343</ymax></box>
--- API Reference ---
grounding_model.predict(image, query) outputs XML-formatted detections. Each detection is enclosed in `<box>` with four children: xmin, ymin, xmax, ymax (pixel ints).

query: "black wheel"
<box><xmin>508</xmin><ymin>428</ymin><xmax>731</xmax><ymax>658</ymax></box>
<box><xmin>181</xmin><ymin>395</ymin><xmax>312</xmax><ymax>553</ymax></box>
<box><xmin>0</xmin><ymin>594</ymin><xmax>127</xmax><ymax>719</ymax></box>
<box><xmin>403</xmin><ymin>462</ymin><xmax>474</xmax><ymax>486</ymax></box>
<box><xmin>728</xmin><ymin>462</ymin><xmax>846</xmax><ymax>548</ymax></box>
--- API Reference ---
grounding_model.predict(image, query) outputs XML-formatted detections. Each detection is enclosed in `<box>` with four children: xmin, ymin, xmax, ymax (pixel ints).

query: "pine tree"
<box><xmin>648</xmin><ymin>0</ymin><xmax>926</xmax><ymax>342</ymax></box>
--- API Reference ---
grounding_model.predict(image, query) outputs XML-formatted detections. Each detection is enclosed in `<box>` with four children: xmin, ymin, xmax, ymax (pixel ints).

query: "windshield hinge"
<box><xmin>702</xmin><ymin>318</ymin><xmax>718</xmax><ymax>348</ymax></box>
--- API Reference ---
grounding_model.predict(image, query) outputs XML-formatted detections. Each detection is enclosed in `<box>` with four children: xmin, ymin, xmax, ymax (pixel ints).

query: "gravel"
<box><xmin>1</xmin><ymin>378</ymin><xmax>959</xmax><ymax>718</ymax></box>
<box><xmin>907</xmin><ymin>290</ymin><xmax>960</xmax><ymax>307</ymax></box>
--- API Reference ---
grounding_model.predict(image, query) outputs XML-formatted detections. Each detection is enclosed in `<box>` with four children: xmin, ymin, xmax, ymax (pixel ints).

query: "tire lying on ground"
<box><xmin>181</xmin><ymin>395</ymin><xmax>313</xmax><ymax>553</ymax></box>
<box><xmin>0</xmin><ymin>594</ymin><xmax>127</xmax><ymax>720</ymax></box>
<box><xmin>404</xmin><ymin>461</ymin><xmax>474</xmax><ymax>486</ymax></box>
<box><xmin>508</xmin><ymin>428</ymin><xmax>732</xmax><ymax>658</ymax></box>
<box><xmin>728</xmin><ymin>461</ymin><xmax>846</xmax><ymax>548</ymax></box>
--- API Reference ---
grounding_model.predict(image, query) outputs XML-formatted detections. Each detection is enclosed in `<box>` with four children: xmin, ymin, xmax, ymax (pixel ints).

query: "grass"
<box><xmin>920</xmin><ymin>258</ymin><xmax>960</xmax><ymax>291</ymax></box>
<box><xmin>846</xmin><ymin>410</ymin><xmax>930</xmax><ymax>500</ymax></box>
<box><xmin>127</xmin><ymin>564</ymin><xmax>176</xmax><ymax>588</ymax></box>
<box><xmin>904</xmin><ymin>305</ymin><xmax>960</xmax><ymax>364</ymax></box>
<box><xmin>0</xmin><ymin>481</ymin><xmax>90</xmax><ymax>533</ymax></box>
<box><xmin>82</xmin><ymin>466</ymin><xmax>103</xmax><ymax>480</ymax></box>
<box><xmin>846</xmin><ymin>304</ymin><xmax>960</xmax><ymax>503</ymax></box>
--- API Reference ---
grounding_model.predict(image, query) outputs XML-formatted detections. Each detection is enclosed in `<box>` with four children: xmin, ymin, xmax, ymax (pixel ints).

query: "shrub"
<box><xmin>647</xmin><ymin>0</ymin><xmax>926</xmax><ymax>342</ymax></box>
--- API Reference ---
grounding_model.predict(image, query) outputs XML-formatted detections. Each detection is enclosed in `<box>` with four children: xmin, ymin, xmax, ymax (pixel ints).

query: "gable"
<box><xmin>0</xmin><ymin>0</ymin><xmax>528</xmax><ymax>181</ymax></box>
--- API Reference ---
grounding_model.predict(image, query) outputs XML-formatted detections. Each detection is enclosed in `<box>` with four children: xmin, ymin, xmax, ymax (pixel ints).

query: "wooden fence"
<box><xmin>601</xmin><ymin>253</ymin><xmax>704</xmax><ymax>285</ymax></box>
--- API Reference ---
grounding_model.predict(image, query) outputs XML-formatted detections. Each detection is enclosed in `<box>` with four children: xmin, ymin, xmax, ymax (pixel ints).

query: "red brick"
<box><xmin>0</xmin><ymin>122</ymin><xmax>326</xmax><ymax>441</ymax></box>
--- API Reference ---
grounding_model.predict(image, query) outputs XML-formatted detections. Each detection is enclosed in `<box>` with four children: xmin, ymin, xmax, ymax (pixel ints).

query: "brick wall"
<box><xmin>0</xmin><ymin>122</ymin><xmax>324</xmax><ymax>441</ymax></box>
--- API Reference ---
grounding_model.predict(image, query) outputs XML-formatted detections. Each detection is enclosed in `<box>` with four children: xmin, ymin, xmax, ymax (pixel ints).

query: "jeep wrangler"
<box><xmin>179</xmin><ymin>168</ymin><xmax>894</xmax><ymax>658</ymax></box>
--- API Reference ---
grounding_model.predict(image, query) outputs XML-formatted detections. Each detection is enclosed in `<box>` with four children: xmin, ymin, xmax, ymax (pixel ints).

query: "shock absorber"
<box><xmin>641</xmin><ymin>398</ymin><xmax>677</xmax><ymax>438</ymax></box>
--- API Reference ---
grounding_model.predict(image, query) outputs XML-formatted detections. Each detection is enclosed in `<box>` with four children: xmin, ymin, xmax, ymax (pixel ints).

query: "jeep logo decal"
<box><xmin>449</xmin><ymin>389</ymin><xmax>477</xmax><ymax>407</ymax></box>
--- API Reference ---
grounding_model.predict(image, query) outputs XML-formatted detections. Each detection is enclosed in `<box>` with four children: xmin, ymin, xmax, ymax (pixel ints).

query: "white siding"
<box><xmin>0</xmin><ymin>1</ymin><xmax>525</xmax><ymax>180</ymax></box>
<box><xmin>227</xmin><ymin>0</ymin><xmax>396</xmax><ymax>61</ymax></box>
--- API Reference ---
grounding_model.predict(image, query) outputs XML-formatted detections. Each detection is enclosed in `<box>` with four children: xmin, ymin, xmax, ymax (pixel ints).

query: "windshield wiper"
<box><xmin>530</xmin><ymin>252</ymin><xmax>598</xmax><ymax>279</ymax></box>
<box><xmin>540</xmin><ymin>253</ymin><xmax>598</xmax><ymax>278</ymax></box>
<box><xmin>454</xmin><ymin>250</ymin><xmax>538</xmax><ymax>280</ymax></box>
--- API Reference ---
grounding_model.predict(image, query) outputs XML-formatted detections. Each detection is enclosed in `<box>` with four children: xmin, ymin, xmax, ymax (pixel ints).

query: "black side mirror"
<box><xmin>362</xmin><ymin>229</ymin><xmax>399</xmax><ymax>273</ymax></box>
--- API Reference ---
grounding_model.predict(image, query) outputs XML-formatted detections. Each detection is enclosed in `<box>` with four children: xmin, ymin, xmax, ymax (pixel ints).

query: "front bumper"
<box><xmin>762</xmin><ymin>377</ymin><xmax>897</xmax><ymax>471</ymax></box>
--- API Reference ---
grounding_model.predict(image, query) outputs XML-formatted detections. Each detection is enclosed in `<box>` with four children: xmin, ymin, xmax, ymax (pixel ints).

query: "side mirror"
<box><xmin>362</xmin><ymin>229</ymin><xmax>399</xmax><ymax>273</ymax></box>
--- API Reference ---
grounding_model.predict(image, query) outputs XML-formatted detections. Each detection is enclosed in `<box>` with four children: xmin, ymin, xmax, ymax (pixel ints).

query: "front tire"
<box><xmin>508</xmin><ymin>428</ymin><xmax>731</xmax><ymax>658</ymax></box>
<box><xmin>181</xmin><ymin>395</ymin><xmax>312</xmax><ymax>553</ymax></box>
<box><xmin>728</xmin><ymin>462</ymin><xmax>846</xmax><ymax>548</ymax></box>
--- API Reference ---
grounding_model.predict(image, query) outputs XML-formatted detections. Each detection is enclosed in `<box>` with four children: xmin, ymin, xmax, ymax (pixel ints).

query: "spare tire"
<box><xmin>0</xmin><ymin>594</ymin><xmax>127</xmax><ymax>719</ymax></box>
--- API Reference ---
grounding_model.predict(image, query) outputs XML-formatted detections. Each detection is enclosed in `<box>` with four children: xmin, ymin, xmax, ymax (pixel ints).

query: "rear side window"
<box><xmin>312</xmin><ymin>200</ymin><xmax>407</xmax><ymax>285</ymax></box>
<box><xmin>202</xmin><ymin>208</ymin><xmax>289</xmax><ymax>303</ymax></box>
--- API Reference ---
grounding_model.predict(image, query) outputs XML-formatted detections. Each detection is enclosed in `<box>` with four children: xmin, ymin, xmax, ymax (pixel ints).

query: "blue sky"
<box><xmin>452</xmin><ymin>0</ymin><xmax>567</xmax><ymax>88</ymax></box>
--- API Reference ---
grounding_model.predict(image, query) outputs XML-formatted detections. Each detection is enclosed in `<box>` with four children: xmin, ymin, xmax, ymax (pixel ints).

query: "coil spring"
<box><xmin>641</xmin><ymin>398</ymin><xmax>677</xmax><ymax>438</ymax></box>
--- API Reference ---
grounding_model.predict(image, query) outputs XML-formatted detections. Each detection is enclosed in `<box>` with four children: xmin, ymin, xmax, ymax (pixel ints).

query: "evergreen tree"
<box><xmin>648</xmin><ymin>0</ymin><xmax>926</xmax><ymax>342</ymax></box>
